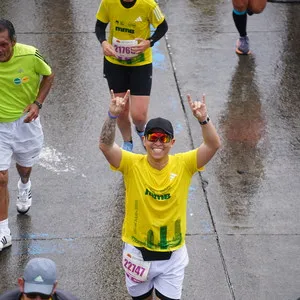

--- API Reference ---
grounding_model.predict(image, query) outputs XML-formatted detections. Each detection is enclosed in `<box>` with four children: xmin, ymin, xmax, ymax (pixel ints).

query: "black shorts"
<box><xmin>103</xmin><ymin>57</ymin><xmax>152</xmax><ymax>96</ymax></box>
<box><xmin>132</xmin><ymin>288</ymin><xmax>179</xmax><ymax>300</ymax></box>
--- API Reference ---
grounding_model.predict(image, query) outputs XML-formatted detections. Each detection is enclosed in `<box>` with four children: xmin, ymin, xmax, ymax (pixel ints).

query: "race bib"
<box><xmin>112</xmin><ymin>37</ymin><xmax>138</xmax><ymax>61</ymax></box>
<box><xmin>122</xmin><ymin>251</ymin><xmax>151</xmax><ymax>283</ymax></box>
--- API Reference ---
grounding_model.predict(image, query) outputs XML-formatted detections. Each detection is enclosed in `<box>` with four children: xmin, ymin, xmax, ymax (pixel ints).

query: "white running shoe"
<box><xmin>0</xmin><ymin>232</ymin><xmax>12</xmax><ymax>251</ymax></box>
<box><xmin>16</xmin><ymin>179</ymin><xmax>32</xmax><ymax>214</ymax></box>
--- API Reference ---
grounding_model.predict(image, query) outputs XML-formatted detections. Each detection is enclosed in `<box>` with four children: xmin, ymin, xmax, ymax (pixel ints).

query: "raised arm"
<box><xmin>99</xmin><ymin>90</ymin><xmax>130</xmax><ymax>168</ymax></box>
<box><xmin>187</xmin><ymin>94</ymin><xmax>221</xmax><ymax>169</ymax></box>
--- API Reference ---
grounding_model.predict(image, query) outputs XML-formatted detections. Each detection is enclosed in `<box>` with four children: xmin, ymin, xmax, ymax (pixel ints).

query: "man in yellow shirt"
<box><xmin>0</xmin><ymin>19</ymin><xmax>54</xmax><ymax>251</ymax></box>
<box><xmin>95</xmin><ymin>0</ymin><xmax>168</xmax><ymax>152</ymax></box>
<box><xmin>99</xmin><ymin>90</ymin><xmax>221</xmax><ymax>300</ymax></box>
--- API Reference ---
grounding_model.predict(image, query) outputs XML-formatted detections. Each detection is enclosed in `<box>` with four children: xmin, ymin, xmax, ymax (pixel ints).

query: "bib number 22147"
<box><xmin>122</xmin><ymin>252</ymin><xmax>151</xmax><ymax>283</ymax></box>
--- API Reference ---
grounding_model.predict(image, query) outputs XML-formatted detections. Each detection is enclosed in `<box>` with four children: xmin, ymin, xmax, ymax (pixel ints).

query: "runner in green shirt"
<box><xmin>0</xmin><ymin>19</ymin><xmax>54</xmax><ymax>251</ymax></box>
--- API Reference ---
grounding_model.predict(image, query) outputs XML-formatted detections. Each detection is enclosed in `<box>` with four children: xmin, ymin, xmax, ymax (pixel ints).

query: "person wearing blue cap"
<box><xmin>99</xmin><ymin>90</ymin><xmax>221</xmax><ymax>300</ymax></box>
<box><xmin>0</xmin><ymin>257</ymin><xmax>79</xmax><ymax>300</ymax></box>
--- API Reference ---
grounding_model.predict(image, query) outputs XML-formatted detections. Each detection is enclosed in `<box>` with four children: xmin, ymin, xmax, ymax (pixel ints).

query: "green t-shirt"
<box><xmin>0</xmin><ymin>43</ymin><xmax>52</xmax><ymax>122</ymax></box>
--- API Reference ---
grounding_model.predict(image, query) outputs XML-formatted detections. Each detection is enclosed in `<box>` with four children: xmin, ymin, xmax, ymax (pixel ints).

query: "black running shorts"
<box><xmin>103</xmin><ymin>58</ymin><xmax>152</xmax><ymax>96</ymax></box>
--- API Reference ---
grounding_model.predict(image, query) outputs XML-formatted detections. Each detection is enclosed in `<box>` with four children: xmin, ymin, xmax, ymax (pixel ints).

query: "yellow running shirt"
<box><xmin>112</xmin><ymin>149</ymin><xmax>204</xmax><ymax>252</ymax></box>
<box><xmin>96</xmin><ymin>0</ymin><xmax>165</xmax><ymax>66</ymax></box>
<box><xmin>0</xmin><ymin>43</ymin><xmax>52</xmax><ymax>122</ymax></box>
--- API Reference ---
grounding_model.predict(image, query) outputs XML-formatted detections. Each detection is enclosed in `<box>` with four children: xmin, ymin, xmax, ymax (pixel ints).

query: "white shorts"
<box><xmin>0</xmin><ymin>115</ymin><xmax>44</xmax><ymax>170</ymax></box>
<box><xmin>123</xmin><ymin>243</ymin><xmax>189</xmax><ymax>300</ymax></box>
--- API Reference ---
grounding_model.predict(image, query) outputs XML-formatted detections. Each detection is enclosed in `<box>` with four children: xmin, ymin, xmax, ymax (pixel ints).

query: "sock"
<box><xmin>0</xmin><ymin>219</ymin><xmax>10</xmax><ymax>234</ymax></box>
<box><xmin>233</xmin><ymin>9</ymin><xmax>247</xmax><ymax>37</ymax></box>
<box><xmin>136</xmin><ymin>127</ymin><xmax>145</xmax><ymax>137</ymax></box>
<box><xmin>18</xmin><ymin>179</ymin><xmax>31</xmax><ymax>190</ymax></box>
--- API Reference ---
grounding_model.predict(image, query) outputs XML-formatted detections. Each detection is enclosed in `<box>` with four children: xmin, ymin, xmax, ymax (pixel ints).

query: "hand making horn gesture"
<box><xmin>187</xmin><ymin>93</ymin><xmax>208</xmax><ymax>123</ymax></box>
<box><xmin>108</xmin><ymin>89</ymin><xmax>130</xmax><ymax>118</ymax></box>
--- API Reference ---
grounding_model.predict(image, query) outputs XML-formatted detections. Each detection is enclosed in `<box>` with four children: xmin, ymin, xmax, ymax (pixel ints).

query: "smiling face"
<box><xmin>144</xmin><ymin>129</ymin><xmax>175</xmax><ymax>162</ymax></box>
<box><xmin>0</xmin><ymin>29</ymin><xmax>15</xmax><ymax>62</ymax></box>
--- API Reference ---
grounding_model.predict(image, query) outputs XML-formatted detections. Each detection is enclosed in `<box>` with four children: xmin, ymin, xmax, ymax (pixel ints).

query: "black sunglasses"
<box><xmin>25</xmin><ymin>292</ymin><xmax>51</xmax><ymax>299</ymax></box>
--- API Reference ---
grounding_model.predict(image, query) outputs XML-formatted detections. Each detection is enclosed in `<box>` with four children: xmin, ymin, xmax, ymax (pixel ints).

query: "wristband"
<box><xmin>198</xmin><ymin>116</ymin><xmax>210</xmax><ymax>125</ymax></box>
<box><xmin>34</xmin><ymin>100</ymin><xmax>42</xmax><ymax>109</ymax></box>
<box><xmin>108</xmin><ymin>111</ymin><xmax>118</xmax><ymax>119</ymax></box>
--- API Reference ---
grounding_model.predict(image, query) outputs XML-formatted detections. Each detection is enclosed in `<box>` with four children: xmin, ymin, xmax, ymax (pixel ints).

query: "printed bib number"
<box><xmin>122</xmin><ymin>252</ymin><xmax>151</xmax><ymax>283</ymax></box>
<box><xmin>112</xmin><ymin>37</ymin><xmax>138</xmax><ymax>61</ymax></box>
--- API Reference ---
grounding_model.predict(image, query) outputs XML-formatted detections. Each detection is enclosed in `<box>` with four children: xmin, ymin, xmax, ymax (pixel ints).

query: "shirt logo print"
<box><xmin>13</xmin><ymin>76</ymin><xmax>30</xmax><ymax>85</ymax></box>
<box><xmin>170</xmin><ymin>173</ymin><xmax>177</xmax><ymax>180</ymax></box>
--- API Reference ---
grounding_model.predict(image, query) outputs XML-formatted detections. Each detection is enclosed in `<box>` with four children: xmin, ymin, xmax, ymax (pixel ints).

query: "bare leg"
<box><xmin>0</xmin><ymin>170</ymin><xmax>9</xmax><ymax>221</ymax></box>
<box><xmin>130</xmin><ymin>95</ymin><xmax>150</xmax><ymax>132</ymax></box>
<box><xmin>248</xmin><ymin>0</ymin><xmax>267</xmax><ymax>13</ymax></box>
<box><xmin>232</xmin><ymin>0</ymin><xmax>248</xmax><ymax>11</ymax></box>
<box><xmin>16</xmin><ymin>163</ymin><xmax>32</xmax><ymax>184</ymax></box>
<box><xmin>0</xmin><ymin>170</ymin><xmax>12</xmax><ymax>249</ymax></box>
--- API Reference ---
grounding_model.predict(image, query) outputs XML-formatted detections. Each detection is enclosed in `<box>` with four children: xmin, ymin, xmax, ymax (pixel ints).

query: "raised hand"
<box><xmin>187</xmin><ymin>94</ymin><xmax>208</xmax><ymax>122</ymax></box>
<box><xmin>109</xmin><ymin>89</ymin><xmax>130</xmax><ymax>117</ymax></box>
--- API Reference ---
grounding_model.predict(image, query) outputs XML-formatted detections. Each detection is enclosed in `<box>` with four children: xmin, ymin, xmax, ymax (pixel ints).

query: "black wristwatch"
<box><xmin>147</xmin><ymin>38</ymin><xmax>154</xmax><ymax>47</ymax></box>
<box><xmin>34</xmin><ymin>100</ymin><xmax>42</xmax><ymax>109</ymax></box>
<box><xmin>198</xmin><ymin>116</ymin><xmax>210</xmax><ymax>125</ymax></box>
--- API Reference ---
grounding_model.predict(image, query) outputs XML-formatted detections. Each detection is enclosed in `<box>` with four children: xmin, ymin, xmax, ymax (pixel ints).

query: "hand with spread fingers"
<box><xmin>109</xmin><ymin>89</ymin><xmax>130</xmax><ymax>118</ymax></box>
<box><xmin>187</xmin><ymin>94</ymin><xmax>208</xmax><ymax>123</ymax></box>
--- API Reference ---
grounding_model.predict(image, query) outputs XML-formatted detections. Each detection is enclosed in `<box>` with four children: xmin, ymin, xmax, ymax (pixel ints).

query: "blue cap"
<box><xmin>23</xmin><ymin>258</ymin><xmax>57</xmax><ymax>295</ymax></box>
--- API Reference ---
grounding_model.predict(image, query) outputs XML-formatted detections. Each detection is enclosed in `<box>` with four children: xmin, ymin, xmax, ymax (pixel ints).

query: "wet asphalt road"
<box><xmin>0</xmin><ymin>0</ymin><xmax>300</xmax><ymax>299</ymax></box>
